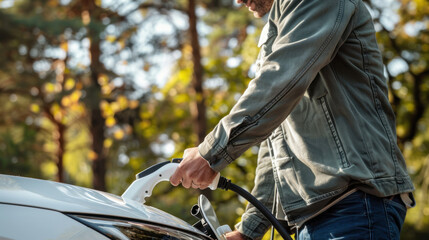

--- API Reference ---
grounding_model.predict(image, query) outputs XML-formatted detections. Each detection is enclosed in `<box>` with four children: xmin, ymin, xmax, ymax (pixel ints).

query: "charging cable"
<box><xmin>216</xmin><ymin>177</ymin><xmax>293</xmax><ymax>240</ymax></box>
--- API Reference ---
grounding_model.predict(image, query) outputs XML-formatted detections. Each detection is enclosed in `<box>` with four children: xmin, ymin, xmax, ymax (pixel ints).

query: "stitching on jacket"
<box><xmin>353</xmin><ymin>26</ymin><xmax>401</xmax><ymax>181</ymax></box>
<box><xmin>240</xmin><ymin>214</ymin><xmax>271</xmax><ymax>238</ymax></box>
<box><xmin>207</xmin><ymin>134</ymin><xmax>234</xmax><ymax>165</ymax></box>
<box><xmin>329</xmin><ymin>63</ymin><xmax>374</xmax><ymax>169</ymax></box>
<box><xmin>319</xmin><ymin>96</ymin><xmax>351</xmax><ymax>168</ymax></box>
<box><xmin>369</xmin><ymin>77</ymin><xmax>401</xmax><ymax>180</ymax></box>
<box><xmin>230</xmin><ymin>116</ymin><xmax>258</xmax><ymax>141</ymax></box>
<box><xmin>282</xmin><ymin>185</ymin><xmax>349</xmax><ymax>213</ymax></box>
<box><xmin>263</xmin><ymin>0</ymin><xmax>345</xmax><ymax>114</ymax></box>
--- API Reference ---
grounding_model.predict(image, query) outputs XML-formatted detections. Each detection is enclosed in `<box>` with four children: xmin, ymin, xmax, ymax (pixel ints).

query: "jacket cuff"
<box><xmin>235</xmin><ymin>214</ymin><xmax>271</xmax><ymax>240</ymax></box>
<box><xmin>198</xmin><ymin>136</ymin><xmax>233</xmax><ymax>172</ymax></box>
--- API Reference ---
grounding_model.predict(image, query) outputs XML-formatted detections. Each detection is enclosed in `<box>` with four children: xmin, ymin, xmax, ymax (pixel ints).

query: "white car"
<box><xmin>0</xmin><ymin>173</ymin><xmax>213</xmax><ymax>240</ymax></box>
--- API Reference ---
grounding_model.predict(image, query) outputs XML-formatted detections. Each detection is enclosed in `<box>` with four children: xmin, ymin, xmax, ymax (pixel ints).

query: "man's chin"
<box><xmin>253</xmin><ymin>11</ymin><xmax>266</xmax><ymax>18</ymax></box>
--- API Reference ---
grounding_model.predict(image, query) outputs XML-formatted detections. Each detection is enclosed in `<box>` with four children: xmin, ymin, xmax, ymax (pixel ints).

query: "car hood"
<box><xmin>0</xmin><ymin>174</ymin><xmax>200</xmax><ymax>235</ymax></box>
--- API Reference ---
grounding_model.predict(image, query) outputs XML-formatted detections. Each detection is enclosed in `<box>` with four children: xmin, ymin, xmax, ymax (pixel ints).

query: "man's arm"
<box><xmin>170</xmin><ymin>0</ymin><xmax>357</xmax><ymax>191</ymax></box>
<box><xmin>199</xmin><ymin>0</ymin><xmax>357</xmax><ymax>171</ymax></box>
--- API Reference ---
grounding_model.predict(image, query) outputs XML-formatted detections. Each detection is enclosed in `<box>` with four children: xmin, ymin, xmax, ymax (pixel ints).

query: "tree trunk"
<box><xmin>91</xmin><ymin>107</ymin><xmax>106</xmax><ymax>191</ymax></box>
<box><xmin>82</xmin><ymin>0</ymin><xmax>107</xmax><ymax>191</ymax></box>
<box><xmin>188</xmin><ymin>0</ymin><xmax>206</xmax><ymax>144</ymax></box>
<box><xmin>42</xmin><ymin>102</ymin><xmax>67</xmax><ymax>183</ymax></box>
<box><xmin>88</xmin><ymin>30</ymin><xmax>107</xmax><ymax>191</ymax></box>
<box><xmin>188</xmin><ymin>0</ymin><xmax>213</xmax><ymax>199</ymax></box>
<box><xmin>56</xmin><ymin>122</ymin><xmax>66</xmax><ymax>182</ymax></box>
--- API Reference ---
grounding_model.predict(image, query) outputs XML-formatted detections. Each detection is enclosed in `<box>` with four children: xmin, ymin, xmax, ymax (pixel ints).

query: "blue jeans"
<box><xmin>297</xmin><ymin>190</ymin><xmax>407</xmax><ymax>240</ymax></box>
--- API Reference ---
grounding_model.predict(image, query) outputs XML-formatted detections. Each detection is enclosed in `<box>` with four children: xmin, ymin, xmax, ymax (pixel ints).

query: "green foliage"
<box><xmin>0</xmin><ymin>123</ymin><xmax>43</xmax><ymax>177</ymax></box>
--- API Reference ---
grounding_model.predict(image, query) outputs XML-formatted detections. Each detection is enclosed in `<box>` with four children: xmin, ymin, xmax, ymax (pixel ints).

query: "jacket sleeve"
<box><xmin>235</xmin><ymin>141</ymin><xmax>275</xmax><ymax>240</ymax></box>
<box><xmin>199</xmin><ymin>0</ymin><xmax>357</xmax><ymax>171</ymax></box>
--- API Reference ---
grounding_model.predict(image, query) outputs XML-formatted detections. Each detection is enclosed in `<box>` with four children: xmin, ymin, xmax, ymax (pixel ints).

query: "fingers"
<box><xmin>172</xmin><ymin>167</ymin><xmax>202</xmax><ymax>189</ymax></box>
<box><xmin>191</xmin><ymin>182</ymin><xmax>201</xmax><ymax>189</ymax></box>
<box><xmin>170</xmin><ymin>175</ymin><xmax>203</xmax><ymax>189</ymax></box>
<box><xmin>170</xmin><ymin>167</ymin><xmax>182</xmax><ymax>186</ymax></box>
<box><xmin>170</xmin><ymin>162</ymin><xmax>194</xmax><ymax>189</ymax></box>
<box><xmin>181</xmin><ymin>175</ymin><xmax>192</xmax><ymax>188</ymax></box>
<box><xmin>170</xmin><ymin>147</ymin><xmax>217</xmax><ymax>189</ymax></box>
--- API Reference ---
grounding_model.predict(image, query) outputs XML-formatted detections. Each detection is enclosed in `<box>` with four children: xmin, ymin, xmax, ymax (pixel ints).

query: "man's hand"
<box><xmin>225</xmin><ymin>230</ymin><xmax>249</xmax><ymax>240</ymax></box>
<box><xmin>170</xmin><ymin>147</ymin><xmax>218</xmax><ymax>189</ymax></box>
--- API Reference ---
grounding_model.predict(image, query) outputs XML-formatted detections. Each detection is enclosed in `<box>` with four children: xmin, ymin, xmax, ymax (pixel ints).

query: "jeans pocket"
<box><xmin>383</xmin><ymin>195</ymin><xmax>407</xmax><ymax>240</ymax></box>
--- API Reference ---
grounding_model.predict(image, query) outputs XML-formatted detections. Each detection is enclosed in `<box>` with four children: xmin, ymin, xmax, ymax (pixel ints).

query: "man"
<box><xmin>171</xmin><ymin>0</ymin><xmax>415</xmax><ymax>239</ymax></box>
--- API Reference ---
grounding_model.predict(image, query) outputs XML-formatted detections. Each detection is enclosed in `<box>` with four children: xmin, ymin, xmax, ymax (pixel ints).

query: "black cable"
<box><xmin>217</xmin><ymin>177</ymin><xmax>293</xmax><ymax>240</ymax></box>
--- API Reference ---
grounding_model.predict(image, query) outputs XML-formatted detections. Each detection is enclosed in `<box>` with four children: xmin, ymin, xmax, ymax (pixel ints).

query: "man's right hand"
<box><xmin>225</xmin><ymin>230</ymin><xmax>250</xmax><ymax>240</ymax></box>
<box><xmin>170</xmin><ymin>147</ymin><xmax>218</xmax><ymax>189</ymax></box>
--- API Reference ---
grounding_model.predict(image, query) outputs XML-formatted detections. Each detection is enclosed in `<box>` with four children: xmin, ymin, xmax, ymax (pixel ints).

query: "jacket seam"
<box><xmin>319</xmin><ymin>96</ymin><xmax>351</xmax><ymax>168</ymax></box>
<box><xmin>283</xmin><ymin>185</ymin><xmax>350</xmax><ymax>214</ymax></box>
<box><xmin>329</xmin><ymin>64</ymin><xmax>375</xmax><ymax>173</ymax></box>
<box><xmin>216</xmin><ymin>148</ymin><xmax>234</xmax><ymax>165</ymax></box>
<box><xmin>240</xmin><ymin>215</ymin><xmax>270</xmax><ymax>238</ymax></box>
<box><xmin>284</xmin><ymin>176</ymin><xmax>414</xmax><ymax>223</ymax></box>
<box><xmin>292</xmin><ymin>188</ymin><xmax>359</xmax><ymax>226</ymax></box>
<box><xmin>369</xmin><ymin>77</ymin><xmax>401</xmax><ymax>180</ymax></box>
<box><xmin>230</xmin><ymin>116</ymin><xmax>259</xmax><ymax>142</ymax></box>
<box><xmin>205</xmin><ymin>135</ymin><xmax>234</xmax><ymax>165</ymax></box>
<box><xmin>353</xmin><ymin>29</ymin><xmax>400</xmax><ymax>181</ymax></box>
<box><xmin>259</xmin><ymin>0</ymin><xmax>345</xmax><ymax>119</ymax></box>
<box><xmin>350</xmin><ymin>30</ymin><xmax>379</xmax><ymax>178</ymax></box>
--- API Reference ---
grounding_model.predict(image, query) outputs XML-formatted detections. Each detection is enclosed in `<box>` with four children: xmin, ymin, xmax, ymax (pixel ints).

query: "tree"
<box><xmin>0</xmin><ymin>2</ymin><xmax>86</xmax><ymax>182</ymax></box>
<box><xmin>0</xmin><ymin>0</ymin><xmax>145</xmax><ymax>190</ymax></box>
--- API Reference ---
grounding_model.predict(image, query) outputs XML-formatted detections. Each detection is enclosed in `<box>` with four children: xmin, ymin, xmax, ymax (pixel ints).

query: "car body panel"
<box><xmin>0</xmin><ymin>174</ymin><xmax>201</xmax><ymax>236</ymax></box>
<box><xmin>0</xmin><ymin>204</ymin><xmax>109</xmax><ymax>240</ymax></box>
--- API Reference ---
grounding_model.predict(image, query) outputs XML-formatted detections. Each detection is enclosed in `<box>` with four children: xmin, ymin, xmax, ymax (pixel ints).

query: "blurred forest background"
<box><xmin>0</xmin><ymin>0</ymin><xmax>428</xmax><ymax>239</ymax></box>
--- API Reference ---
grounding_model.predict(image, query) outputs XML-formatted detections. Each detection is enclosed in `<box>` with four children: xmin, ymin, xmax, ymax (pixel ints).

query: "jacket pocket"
<box><xmin>318</xmin><ymin>95</ymin><xmax>351</xmax><ymax>168</ymax></box>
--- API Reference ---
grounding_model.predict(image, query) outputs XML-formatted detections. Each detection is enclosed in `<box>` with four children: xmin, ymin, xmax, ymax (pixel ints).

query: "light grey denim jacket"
<box><xmin>198</xmin><ymin>0</ymin><xmax>415</xmax><ymax>238</ymax></box>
